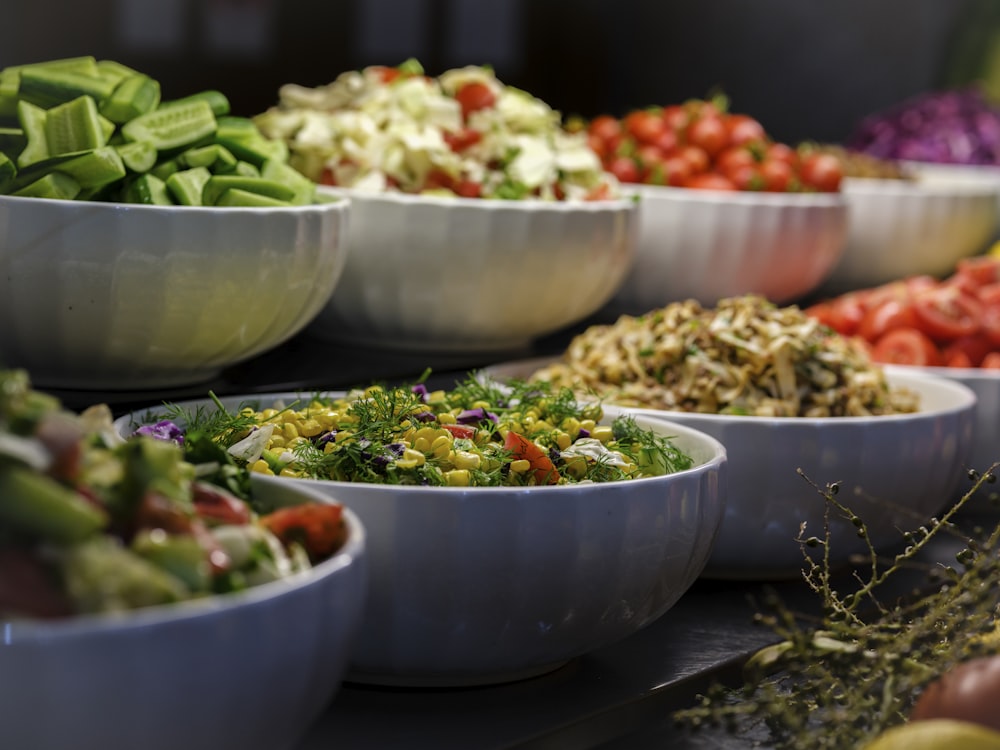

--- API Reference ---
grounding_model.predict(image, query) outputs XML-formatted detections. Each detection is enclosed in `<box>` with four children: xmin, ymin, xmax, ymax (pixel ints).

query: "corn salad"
<box><xmin>150</xmin><ymin>378</ymin><xmax>694</xmax><ymax>487</ymax></box>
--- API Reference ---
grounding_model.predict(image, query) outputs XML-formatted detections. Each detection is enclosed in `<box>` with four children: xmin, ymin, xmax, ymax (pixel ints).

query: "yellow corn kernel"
<box><xmin>560</xmin><ymin>417</ymin><xmax>581</xmax><ymax>436</ymax></box>
<box><xmin>250</xmin><ymin>459</ymin><xmax>273</xmax><ymax>475</ymax></box>
<box><xmin>413</xmin><ymin>436</ymin><xmax>432</xmax><ymax>453</ymax></box>
<box><xmin>562</xmin><ymin>455</ymin><xmax>589</xmax><ymax>479</ymax></box>
<box><xmin>298</xmin><ymin>418</ymin><xmax>323</xmax><ymax>437</ymax></box>
<box><xmin>528</xmin><ymin>419</ymin><xmax>553</xmax><ymax>434</ymax></box>
<box><xmin>452</xmin><ymin>450</ymin><xmax>481</xmax><ymax>470</ymax></box>
<box><xmin>580</xmin><ymin>418</ymin><xmax>597</xmax><ymax>432</ymax></box>
<box><xmin>278</xmin><ymin>467</ymin><xmax>300</xmax><ymax>478</ymax></box>
<box><xmin>426</xmin><ymin>389</ymin><xmax>447</xmax><ymax>405</ymax></box>
<box><xmin>430</xmin><ymin>434</ymin><xmax>452</xmax><ymax>459</ymax></box>
<box><xmin>554</xmin><ymin>431</ymin><xmax>573</xmax><ymax>450</ymax></box>
<box><xmin>268</xmin><ymin>435</ymin><xmax>287</xmax><ymax>449</ymax></box>
<box><xmin>258</xmin><ymin>408</ymin><xmax>279</xmax><ymax>420</ymax></box>
<box><xmin>323</xmin><ymin>441</ymin><xmax>337</xmax><ymax>454</ymax></box>
<box><xmin>510</xmin><ymin>459</ymin><xmax>531</xmax><ymax>474</ymax></box>
<box><xmin>286</xmin><ymin>436</ymin><xmax>308</xmax><ymax>450</ymax></box>
<box><xmin>591</xmin><ymin>425</ymin><xmax>614</xmax><ymax>443</ymax></box>
<box><xmin>317</xmin><ymin>412</ymin><xmax>337</xmax><ymax>429</ymax></box>
<box><xmin>394</xmin><ymin>448</ymin><xmax>426</xmax><ymax>469</ymax></box>
<box><xmin>335</xmin><ymin>429</ymin><xmax>354</xmax><ymax>443</ymax></box>
<box><xmin>445</xmin><ymin>469</ymin><xmax>471</xmax><ymax>486</ymax></box>
<box><xmin>437</xmin><ymin>411</ymin><xmax>457</xmax><ymax>424</ymax></box>
<box><xmin>281</xmin><ymin>423</ymin><xmax>299</xmax><ymax>440</ymax></box>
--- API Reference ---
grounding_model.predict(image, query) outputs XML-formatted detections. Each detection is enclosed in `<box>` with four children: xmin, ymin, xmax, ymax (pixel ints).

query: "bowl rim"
<box><xmin>0</xmin><ymin>190</ymin><xmax>350</xmax><ymax>215</ymax></box>
<box><xmin>882</xmin><ymin>362</ymin><xmax>1000</xmax><ymax>383</ymax></box>
<box><xmin>317</xmin><ymin>184</ymin><xmax>637</xmax><ymax>213</ymax></box>
<box><xmin>841</xmin><ymin>175</ymin><xmax>1000</xmax><ymax>198</ymax></box>
<box><xmin>3</xmin><ymin>499</ymin><xmax>366</xmax><ymax>639</ymax></box>
<box><xmin>624</xmin><ymin>182</ymin><xmax>847</xmax><ymax>207</ymax></box>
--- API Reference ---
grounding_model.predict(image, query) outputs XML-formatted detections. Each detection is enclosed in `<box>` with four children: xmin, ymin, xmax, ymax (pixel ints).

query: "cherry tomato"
<box><xmin>652</xmin><ymin>128</ymin><xmax>679</xmax><ymax>155</ymax></box>
<box><xmin>607</xmin><ymin>155</ymin><xmax>640</xmax><ymax>183</ymax></box>
<box><xmin>725</xmin><ymin>114</ymin><xmax>767</xmax><ymax>147</ymax></box>
<box><xmin>765</xmin><ymin>142</ymin><xmax>799</xmax><ymax>168</ymax></box>
<box><xmin>444</xmin><ymin>127</ymin><xmax>482</xmax><ymax>153</ymax></box>
<box><xmin>686</xmin><ymin>114</ymin><xmax>729</xmax><ymax>158</ymax></box>
<box><xmin>912</xmin><ymin>287</ymin><xmax>983</xmax><ymax>342</ymax></box>
<box><xmin>624</xmin><ymin>109</ymin><xmax>667</xmax><ymax>145</ymax></box>
<box><xmin>191</xmin><ymin>482</ymin><xmax>252</xmax><ymax>526</ymax></box>
<box><xmin>982</xmin><ymin>351</ymin><xmax>1000</xmax><ymax>369</ymax></box>
<box><xmin>759</xmin><ymin>158</ymin><xmax>794</xmax><ymax>192</ymax></box>
<box><xmin>716</xmin><ymin>146</ymin><xmax>758</xmax><ymax>179</ymax></box>
<box><xmin>798</xmin><ymin>152</ymin><xmax>843</xmax><ymax>192</ymax></box>
<box><xmin>683</xmin><ymin>172</ymin><xmax>737</xmax><ymax>191</ymax></box>
<box><xmin>727</xmin><ymin>164</ymin><xmax>763</xmax><ymax>191</ymax></box>
<box><xmin>871</xmin><ymin>327</ymin><xmax>942</xmax><ymax>366</ymax></box>
<box><xmin>941</xmin><ymin>333</ymin><xmax>995</xmax><ymax>367</ymax></box>
<box><xmin>677</xmin><ymin>145</ymin><xmax>710</xmax><ymax>174</ymax></box>
<box><xmin>982</xmin><ymin>303</ymin><xmax>1000</xmax><ymax>347</ymax></box>
<box><xmin>660</xmin><ymin>104</ymin><xmax>689</xmax><ymax>132</ymax></box>
<box><xmin>503</xmin><ymin>432</ymin><xmax>560</xmax><ymax>485</ymax></box>
<box><xmin>259</xmin><ymin>503</ymin><xmax>347</xmax><ymax>562</ymax></box>
<box><xmin>857</xmin><ymin>297</ymin><xmax>918</xmax><ymax>342</ymax></box>
<box><xmin>662</xmin><ymin>155</ymin><xmax>694</xmax><ymax>187</ymax></box>
<box><xmin>455</xmin><ymin>81</ymin><xmax>497</xmax><ymax>119</ymax></box>
<box><xmin>589</xmin><ymin>114</ymin><xmax>622</xmax><ymax>143</ymax></box>
<box><xmin>453</xmin><ymin>178</ymin><xmax>482</xmax><ymax>198</ymax></box>
<box><xmin>824</xmin><ymin>293</ymin><xmax>868</xmax><ymax>336</ymax></box>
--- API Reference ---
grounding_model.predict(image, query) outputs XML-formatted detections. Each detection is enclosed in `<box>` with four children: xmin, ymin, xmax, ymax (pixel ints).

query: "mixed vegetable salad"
<box><xmin>0</xmin><ymin>369</ymin><xmax>348</xmax><ymax>621</ymax></box>
<box><xmin>253</xmin><ymin>59</ymin><xmax>621</xmax><ymax>201</ymax></box>
<box><xmin>528</xmin><ymin>295</ymin><xmax>919</xmax><ymax>417</ymax></box>
<box><xmin>130</xmin><ymin>377</ymin><xmax>695</xmax><ymax>487</ymax></box>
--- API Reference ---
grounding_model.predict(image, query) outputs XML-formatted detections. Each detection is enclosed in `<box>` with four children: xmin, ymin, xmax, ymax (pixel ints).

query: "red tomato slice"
<box><xmin>821</xmin><ymin>293</ymin><xmax>868</xmax><ymax>337</ymax></box>
<box><xmin>455</xmin><ymin>81</ymin><xmax>496</xmax><ymax>119</ymax></box>
<box><xmin>441</xmin><ymin>423</ymin><xmax>476</xmax><ymax>440</ymax></box>
<box><xmin>956</xmin><ymin>255</ymin><xmax>1000</xmax><ymax>288</ymax></box>
<box><xmin>942</xmin><ymin>333</ymin><xmax>995</xmax><ymax>367</ymax></box>
<box><xmin>912</xmin><ymin>287</ymin><xmax>983</xmax><ymax>342</ymax></box>
<box><xmin>977</xmin><ymin>282</ymin><xmax>1000</xmax><ymax>307</ymax></box>
<box><xmin>192</xmin><ymin>482</ymin><xmax>252</xmax><ymax>526</ymax></box>
<box><xmin>981</xmin><ymin>351</ymin><xmax>1000</xmax><ymax>369</ymax></box>
<box><xmin>944</xmin><ymin>350</ymin><xmax>974</xmax><ymax>368</ymax></box>
<box><xmin>683</xmin><ymin>172</ymin><xmax>737</xmax><ymax>191</ymax></box>
<box><xmin>871</xmin><ymin>327</ymin><xmax>942</xmax><ymax>366</ymax></box>
<box><xmin>259</xmin><ymin>503</ymin><xmax>347</xmax><ymax>561</ymax></box>
<box><xmin>982</xmin><ymin>304</ymin><xmax>1000</xmax><ymax>347</ymax></box>
<box><xmin>503</xmin><ymin>432</ymin><xmax>560</xmax><ymax>485</ymax></box>
<box><xmin>857</xmin><ymin>297</ymin><xmax>918</xmax><ymax>343</ymax></box>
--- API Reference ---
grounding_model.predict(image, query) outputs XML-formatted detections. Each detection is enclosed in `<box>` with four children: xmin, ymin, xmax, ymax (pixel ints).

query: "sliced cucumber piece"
<box><xmin>150</xmin><ymin>157</ymin><xmax>180</xmax><ymax>181</ymax></box>
<box><xmin>15</xmin><ymin>100</ymin><xmax>49</xmax><ymax>167</ymax></box>
<box><xmin>0</xmin><ymin>126</ymin><xmax>26</xmax><ymax>158</ymax></box>
<box><xmin>45</xmin><ymin>95</ymin><xmax>107</xmax><ymax>155</ymax></box>
<box><xmin>165</xmin><ymin>166</ymin><xmax>211</xmax><ymax>205</ymax></box>
<box><xmin>214</xmin><ymin>187</ymin><xmax>294</xmax><ymax>207</ymax></box>
<box><xmin>261</xmin><ymin>158</ymin><xmax>316</xmax><ymax>204</ymax></box>
<box><xmin>57</xmin><ymin>146</ymin><xmax>127</xmax><ymax>189</ymax></box>
<box><xmin>121</xmin><ymin>173</ymin><xmax>172</xmax><ymax>205</ymax></box>
<box><xmin>178</xmin><ymin>143</ymin><xmax>237</xmax><ymax>172</ymax></box>
<box><xmin>0</xmin><ymin>152</ymin><xmax>15</xmax><ymax>193</ymax></box>
<box><xmin>201</xmin><ymin>174</ymin><xmax>296</xmax><ymax>206</ymax></box>
<box><xmin>121</xmin><ymin>98</ymin><xmax>217</xmax><ymax>152</ymax></box>
<box><xmin>13</xmin><ymin>171</ymin><xmax>81</xmax><ymax>200</ymax></box>
<box><xmin>115</xmin><ymin>140</ymin><xmax>157</xmax><ymax>173</ymax></box>
<box><xmin>232</xmin><ymin>160</ymin><xmax>261</xmax><ymax>178</ymax></box>
<box><xmin>162</xmin><ymin>89</ymin><xmax>231</xmax><ymax>117</ymax></box>
<box><xmin>18</xmin><ymin>67</ymin><xmax>116</xmax><ymax>109</ymax></box>
<box><xmin>0</xmin><ymin>466</ymin><xmax>107</xmax><ymax>543</ymax></box>
<box><xmin>100</xmin><ymin>74</ymin><xmax>161</xmax><ymax>124</ymax></box>
<box><xmin>95</xmin><ymin>59</ymin><xmax>141</xmax><ymax>85</ymax></box>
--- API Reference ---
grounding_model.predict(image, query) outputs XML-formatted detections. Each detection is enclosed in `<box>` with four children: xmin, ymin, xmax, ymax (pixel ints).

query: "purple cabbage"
<box><xmin>132</xmin><ymin>419</ymin><xmax>185</xmax><ymax>446</ymax></box>
<box><xmin>456</xmin><ymin>407</ymin><xmax>499</xmax><ymax>425</ymax></box>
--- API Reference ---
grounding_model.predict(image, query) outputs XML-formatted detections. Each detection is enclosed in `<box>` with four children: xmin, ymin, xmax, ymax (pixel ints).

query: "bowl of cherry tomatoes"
<box><xmin>806</xmin><ymin>255</ymin><xmax>1000</xmax><ymax>508</ymax></box>
<box><xmin>581</xmin><ymin>99</ymin><xmax>849</xmax><ymax>313</ymax></box>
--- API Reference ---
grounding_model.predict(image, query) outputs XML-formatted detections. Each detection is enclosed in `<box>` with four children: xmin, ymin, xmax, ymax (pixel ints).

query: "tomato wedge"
<box><xmin>871</xmin><ymin>328</ymin><xmax>942</xmax><ymax>366</ymax></box>
<box><xmin>259</xmin><ymin>503</ymin><xmax>347</xmax><ymax>562</ymax></box>
<box><xmin>981</xmin><ymin>351</ymin><xmax>1000</xmax><ymax>369</ymax></box>
<box><xmin>503</xmin><ymin>431</ymin><xmax>560</xmax><ymax>485</ymax></box>
<box><xmin>857</xmin><ymin>297</ymin><xmax>917</xmax><ymax>342</ymax></box>
<box><xmin>982</xmin><ymin>304</ymin><xmax>1000</xmax><ymax>347</ymax></box>
<box><xmin>441</xmin><ymin>423</ymin><xmax>476</xmax><ymax>440</ymax></box>
<box><xmin>911</xmin><ymin>288</ymin><xmax>982</xmax><ymax>342</ymax></box>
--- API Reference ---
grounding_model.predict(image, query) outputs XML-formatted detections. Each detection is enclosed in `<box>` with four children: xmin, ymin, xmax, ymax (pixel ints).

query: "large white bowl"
<box><xmin>605</xmin><ymin>184</ymin><xmax>848</xmax><ymax>315</ymax></box>
<box><xmin>117</xmin><ymin>396</ymin><xmax>726</xmax><ymax>686</ymax></box>
<box><xmin>0</xmin><ymin>478</ymin><xmax>368</xmax><ymax>750</ymax></box>
<box><xmin>486</xmin><ymin>358</ymin><xmax>977</xmax><ymax>580</ymax></box>
<box><xmin>818</xmin><ymin>176</ymin><xmax>999</xmax><ymax>294</ymax></box>
<box><xmin>0</xmin><ymin>192</ymin><xmax>350</xmax><ymax>390</ymax></box>
<box><xmin>304</xmin><ymin>187</ymin><xmax>637</xmax><ymax>352</ymax></box>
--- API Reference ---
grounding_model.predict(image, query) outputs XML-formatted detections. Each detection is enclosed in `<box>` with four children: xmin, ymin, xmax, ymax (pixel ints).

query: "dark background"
<box><xmin>1</xmin><ymin>0</ymin><xmax>994</xmax><ymax>145</ymax></box>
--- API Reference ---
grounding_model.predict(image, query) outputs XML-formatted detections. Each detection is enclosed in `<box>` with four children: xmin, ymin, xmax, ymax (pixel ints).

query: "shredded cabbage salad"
<box><xmin>253</xmin><ymin>59</ymin><xmax>621</xmax><ymax>201</ymax></box>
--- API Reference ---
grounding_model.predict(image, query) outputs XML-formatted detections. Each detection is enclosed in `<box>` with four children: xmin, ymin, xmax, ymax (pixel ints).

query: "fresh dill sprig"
<box><xmin>673</xmin><ymin>464</ymin><xmax>1000</xmax><ymax>750</ymax></box>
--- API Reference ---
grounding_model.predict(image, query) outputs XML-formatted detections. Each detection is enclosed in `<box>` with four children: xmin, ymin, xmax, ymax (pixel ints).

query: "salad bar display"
<box><xmin>2</xmin><ymin>50</ymin><xmax>1000</xmax><ymax>750</ymax></box>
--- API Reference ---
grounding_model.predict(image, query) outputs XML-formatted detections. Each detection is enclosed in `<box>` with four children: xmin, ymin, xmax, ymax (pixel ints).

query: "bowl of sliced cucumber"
<box><xmin>0</xmin><ymin>56</ymin><xmax>351</xmax><ymax>390</ymax></box>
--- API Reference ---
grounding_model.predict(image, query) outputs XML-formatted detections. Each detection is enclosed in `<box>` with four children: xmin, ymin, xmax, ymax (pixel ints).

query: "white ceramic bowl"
<box><xmin>605</xmin><ymin>184</ymin><xmax>848</xmax><ymax>315</ymax></box>
<box><xmin>0</xmin><ymin>478</ymin><xmax>367</xmax><ymax>750</ymax></box>
<box><xmin>117</xmin><ymin>396</ymin><xmax>726</xmax><ymax>687</ymax></box>
<box><xmin>883</xmin><ymin>364</ymin><xmax>1000</xmax><ymax>512</ymax></box>
<box><xmin>0</xmin><ymin>193</ymin><xmax>350</xmax><ymax>390</ymax></box>
<box><xmin>486</xmin><ymin>358</ymin><xmax>976</xmax><ymax>580</ymax></box>
<box><xmin>304</xmin><ymin>187</ymin><xmax>637</xmax><ymax>352</ymax></box>
<box><xmin>818</xmin><ymin>176</ymin><xmax>999</xmax><ymax>294</ymax></box>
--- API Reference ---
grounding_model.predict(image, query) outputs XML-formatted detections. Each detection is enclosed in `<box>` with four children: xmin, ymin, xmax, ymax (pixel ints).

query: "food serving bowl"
<box><xmin>604</xmin><ymin>184</ymin><xmax>848</xmax><ymax>316</ymax></box>
<box><xmin>0</xmin><ymin>192</ymin><xmax>350</xmax><ymax>390</ymax></box>
<box><xmin>818</xmin><ymin>176</ymin><xmax>999</xmax><ymax>294</ymax></box>
<box><xmin>304</xmin><ymin>187</ymin><xmax>637</xmax><ymax>353</ymax></box>
<box><xmin>117</xmin><ymin>395</ymin><xmax>726</xmax><ymax>686</ymax></box>
<box><xmin>486</xmin><ymin>358</ymin><xmax>976</xmax><ymax>580</ymax></box>
<box><xmin>0</xmin><ymin>478</ymin><xmax>367</xmax><ymax>750</ymax></box>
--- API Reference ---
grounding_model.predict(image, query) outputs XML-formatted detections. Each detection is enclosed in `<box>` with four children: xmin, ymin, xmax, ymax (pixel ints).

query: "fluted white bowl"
<box><xmin>605</xmin><ymin>185</ymin><xmax>848</xmax><ymax>315</ymax></box>
<box><xmin>0</xmin><ymin>193</ymin><xmax>350</xmax><ymax>390</ymax></box>
<box><xmin>0</xmin><ymin>479</ymin><xmax>367</xmax><ymax>750</ymax></box>
<box><xmin>117</xmin><ymin>396</ymin><xmax>726</xmax><ymax>686</ymax></box>
<box><xmin>305</xmin><ymin>187</ymin><xmax>638</xmax><ymax>352</ymax></box>
<box><xmin>818</xmin><ymin>176</ymin><xmax>999</xmax><ymax>294</ymax></box>
<box><xmin>486</xmin><ymin>358</ymin><xmax>977</xmax><ymax>580</ymax></box>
